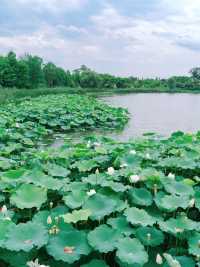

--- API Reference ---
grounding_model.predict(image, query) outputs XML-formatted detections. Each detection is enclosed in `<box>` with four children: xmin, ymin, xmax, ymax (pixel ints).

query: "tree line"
<box><xmin>0</xmin><ymin>51</ymin><xmax>200</xmax><ymax>90</ymax></box>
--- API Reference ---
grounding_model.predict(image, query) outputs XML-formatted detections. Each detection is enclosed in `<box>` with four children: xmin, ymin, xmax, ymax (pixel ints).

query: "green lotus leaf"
<box><xmin>107</xmin><ymin>216</ymin><xmax>133</xmax><ymax>236</ymax></box>
<box><xmin>164</xmin><ymin>180</ymin><xmax>194</xmax><ymax>196</ymax></box>
<box><xmin>0</xmin><ymin>220</ymin><xmax>14</xmax><ymax>247</ymax></box>
<box><xmin>102</xmin><ymin>181</ymin><xmax>128</xmax><ymax>192</ymax></box>
<box><xmin>135</xmin><ymin>226</ymin><xmax>164</xmax><ymax>247</ymax></box>
<box><xmin>159</xmin><ymin>215</ymin><xmax>197</xmax><ymax>235</ymax></box>
<box><xmin>194</xmin><ymin>191</ymin><xmax>200</xmax><ymax>210</ymax></box>
<box><xmin>129</xmin><ymin>188</ymin><xmax>153</xmax><ymax>206</ymax></box>
<box><xmin>10</xmin><ymin>184</ymin><xmax>47</xmax><ymax>209</ymax></box>
<box><xmin>46</xmin><ymin>230</ymin><xmax>91</xmax><ymax>263</ymax></box>
<box><xmin>83</xmin><ymin>193</ymin><xmax>118</xmax><ymax>220</ymax></box>
<box><xmin>61</xmin><ymin>209</ymin><xmax>91</xmax><ymax>224</ymax></box>
<box><xmin>125</xmin><ymin>207</ymin><xmax>155</xmax><ymax>226</ymax></box>
<box><xmin>5</xmin><ymin>221</ymin><xmax>48</xmax><ymax>252</ymax></box>
<box><xmin>155</xmin><ymin>192</ymin><xmax>190</xmax><ymax>212</ymax></box>
<box><xmin>1</xmin><ymin>168</ymin><xmax>26</xmax><ymax>184</ymax></box>
<box><xmin>120</xmin><ymin>153</ymin><xmax>142</xmax><ymax>168</ymax></box>
<box><xmin>81</xmin><ymin>259</ymin><xmax>109</xmax><ymax>267</ymax></box>
<box><xmin>88</xmin><ymin>225</ymin><xmax>121</xmax><ymax>253</ymax></box>
<box><xmin>46</xmin><ymin>163</ymin><xmax>70</xmax><ymax>178</ymax></box>
<box><xmin>63</xmin><ymin>191</ymin><xmax>87</xmax><ymax>209</ymax></box>
<box><xmin>116</xmin><ymin>237</ymin><xmax>148</xmax><ymax>266</ymax></box>
<box><xmin>73</xmin><ymin>159</ymin><xmax>98</xmax><ymax>172</ymax></box>
<box><xmin>22</xmin><ymin>170</ymin><xmax>63</xmax><ymax>190</ymax></box>
<box><xmin>188</xmin><ymin>232</ymin><xmax>200</xmax><ymax>256</ymax></box>
<box><xmin>163</xmin><ymin>256</ymin><xmax>196</xmax><ymax>267</ymax></box>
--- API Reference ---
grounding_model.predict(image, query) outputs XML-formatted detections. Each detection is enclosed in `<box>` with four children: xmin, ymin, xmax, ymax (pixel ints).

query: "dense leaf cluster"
<box><xmin>0</xmin><ymin>132</ymin><xmax>199</xmax><ymax>266</ymax></box>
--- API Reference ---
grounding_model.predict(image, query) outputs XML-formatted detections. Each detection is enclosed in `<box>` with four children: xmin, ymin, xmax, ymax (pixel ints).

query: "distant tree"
<box><xmin>167</xmin><ymin>78</ymin><xmax>176</xmax><ymax>90</ymax></box>
<box><xmin>43</xmin><ymin>63</ymin><xmax>57</xmax><ymax>87</ymax></box>
<box><xmin>190</xmin><ymin>67</ymin><xmax>200</xmax><ymax>80</ymax></box>
<box><xmin>16</xmin><ymin>60</ymin><xmax>29</xmax><ymax>88</ymax></box>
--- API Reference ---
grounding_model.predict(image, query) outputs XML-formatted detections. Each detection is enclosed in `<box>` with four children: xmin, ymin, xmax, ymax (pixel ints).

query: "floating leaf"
<box><xmin>63</xmin><ymin>191</ymin><xmax>87</xmax><ymax>209</ymax></box>
<box><xmin>107</xmin><ymin>216</ymin><xmax>133</xmax><ymax>236</ymax></box>
<box><xmin>129</xmin><ymin>188</ymin><xmax>153</xmax><ymax>206</ymax></box>
<box><xmin>5</xmin><ymin>222</ymin><xmax>48</xmax><ymax>252</ymax></box>
<box><xmin>116</xmin><ymin>237</ymin><xmax>148</xmax><ymax>266</ymax></box>
<box><xmin>135</xmin><ymin>226</ymin><xmax>164</xmax><ymax>247</ymax></box>
<box><xmin>10</xmin><ymin>184</ymin><xmax>47</xmax><ymax>209</ymax></box>
<box><xmin>81</xmin><ymin>259</ymin><xmax>109</xmax><ymax>267</ymax></box>
<box><xmin>125</xmin><ymin>207</ymin><xmax>155</xmax><ymax>226</ymax></box>
<box><xmin>188</xmin><ymin>232</ymin><xmax>200</xmax><ymax>256</ymax></box>
<box><xmin>164</xmin><ymin>180</ymin><xmax>194</xmax><ymax>196</ymax></box>
<box><xmin>88</xmin><ymin>225</ymin><xmax>121</xmax><ymax>253</ymax></box>
<box><xmin>61</xmin><ymin>209</ymin><xmax>91</xmax><ymax>224</ymax></box>
<box><xmin>46</xmin><ymin>230</ymin><xmax>91</xmax><ymax>263</ymax></box>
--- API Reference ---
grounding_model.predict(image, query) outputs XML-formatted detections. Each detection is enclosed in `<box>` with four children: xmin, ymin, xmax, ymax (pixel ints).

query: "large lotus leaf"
<box><xmin>66</xmin><ymin>182</ymin><xmax>88</xmax><ymax>192</ymax></box>
<box><xmin>116</xmin><ymin>237</ymin><xmax>148</xmax><ymax>266</ymax></box>
<box><xmin>125</xmin><ymin>207</ymin><xmax>155</xmax><ymax>226</ymax></box>
<box><xmin>107</xmin><ymin>216</ymin><xmax>133</xmax><ymax>236</ymax></box>
<box><xmin>46</xmin><ymin>230</ymin><xmax>91</xmax><ymax>263</ymax></box>
<box><xmin>194</xmin><ymin>191</ymin><xmax>200</xmax><ymax>210</ymax></box>
<box><xmin>1</xmin><ymin>168</ymin><xmax>26</xmax><ymax>184</ymax></box>
<box><xmin>83</xmin><ymin>193</ymin><xmax>118</xmax><ymax>220</ymax></box>
<box><xmin>63</xmin><ymin>190</ymin><xmax>87</xmax><ymax>209</ymax></box>
<box><xmin>135</xmin><ymin>226</ymin><xmax>164</xmax><ymax>247</ymax></box>
<box><xmin>155</xmin><ymin>192</ymin><xmax>190</xmax><ymax>212</ymax></box>
<box><xmin>46</xmin><ymin>163</ymin><xmax>70</xmax><ymax>178</ymax></box>
<box><xmin>88</xmin><ymin>225</ymin><xmax>121</xmax><ymax>253</ymax></box>
<box><xmin>4</xmin><ymin>221</ymin><xmax>48</xmax><ymax>252</ymax></box>
<box><xmin>129</xmin><ymin>188</ymin><xmax>153</xmax><ymax>206</ymax></box>
<box><xmin>22</xmin><ymin>170</ymin><xmax>63</xmax><ymax>190</ymax></box>
<box><xmin>159</xmin><ymin>216</ymin><xmax>197</xmax><ymax>235</ymax></box>
<box><xmin>102</xmin><ymin>181</ymin><xmax>128</xmax><ymax>192</ymax></box>
<box><xmin>81</xmin><ymin>259</ymin><xmax>109</xmax><ymax>267</ymax></box>
<box><xmin>73</xmin><ymin>159</ymin><xmax>98</xmax><ymax>172</ymax></box>
<box><xmin>0</xmin><ymin>220</ymin><xmax>14</xmax><ymax>247</ymax></box>
<box><xmin>163</xmin><ymin>255</ymin><xmax>195</xmax><ymax>267</ymax></box>
<box><xmin>188</xmin><ymin>232</ymin><xmax>200</xmax><ymax>256</ymax></box>
<box><xmin>61</xmin><ymin>209</ymin><xmax>91</xmax><ymax>224</ymax></box>
<box><xmin>120</xmin><ymin>153</ymin><xmax>142</xmax><ymax>168</ymax></box>
<box><xmin>163</xmin><ymin>180</ymin><xmax>194</xmax><ymax>196</ymax></box>
<box><xmin>10</xmin><ymin>184</ymin><xmax>47</xmax><ymax>209</ymax></box>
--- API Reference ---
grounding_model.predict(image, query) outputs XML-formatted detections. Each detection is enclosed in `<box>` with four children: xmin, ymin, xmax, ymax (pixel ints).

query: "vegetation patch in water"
<box><xmin>0</xmin><ymin>133</ymin><xmax>199</xmax><ymax>266</ymax></box>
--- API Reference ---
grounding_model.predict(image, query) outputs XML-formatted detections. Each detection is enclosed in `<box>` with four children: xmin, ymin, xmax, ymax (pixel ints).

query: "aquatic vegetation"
<box><xmin>0</xmin><ymin>133</ymin><xmax>199</xmax><ymax>266</ymax></box>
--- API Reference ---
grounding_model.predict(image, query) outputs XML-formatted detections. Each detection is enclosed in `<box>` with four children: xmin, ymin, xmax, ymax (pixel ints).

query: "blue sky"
<box><xmin>0</xmin><ymin>0</ymin><xmax>200</xmax><ymax>77</ymax></box>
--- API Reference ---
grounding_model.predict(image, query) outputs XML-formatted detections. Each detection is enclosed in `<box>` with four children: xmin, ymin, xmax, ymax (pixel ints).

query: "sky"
<box><xmin>0</xmin><ymin>0</ymin><xmax>200</xmax><ymax>78</ymax></box>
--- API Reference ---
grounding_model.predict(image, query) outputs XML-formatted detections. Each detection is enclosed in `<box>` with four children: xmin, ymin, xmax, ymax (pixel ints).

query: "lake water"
<box><xmin>103</xmin><ymin>93</ymin><xmax>200</xmax><ymax>140</ymax></box>
<box><xmin>49</xmin><ymin>93</ymin><xmax>200</xmax><ymax>147</ymax></box>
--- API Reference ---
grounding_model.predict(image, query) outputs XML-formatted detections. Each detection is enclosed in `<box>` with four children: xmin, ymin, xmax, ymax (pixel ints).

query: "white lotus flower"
<box><xmin>1</xmin><ymin>205</ymin><xmax>7</xmax><ymax>213</ymax></box>
<box><xmin>87</xmin><ymin>189</ymin><xmax>96</xmax><ymax>197</ymax></box>
<box><xmin>15</xmin><ymin>123</ymin><xmax>20</xmax><ymax>128</ymax></box>
<box><xmin>107</xmin><ymin>167</ymin><xmax>115</xmax><ymax>175</ymax></box>
<box><xmin>129</xmin><ymin>149</ymin><xmax>136</xmax><ymax>155</ymax></box>
<box><xmin>27</xmin><ymin>259</ymin><xmax>50</xmax><ymax>267</ymax></box>
<box><xmin>168</xmin><ymin>173</ymin><xmax>175</xmax><ymax>179</ymax></box>
<box><xmin>163</xmin><ymin>253</ymin><xmax>181</xmax><ymax>267</ymax></box>
<box><xmin>156</xmin><ymin>254</ymin><xmax>163</xmax><ymax>265</ymax></box>
<box><xmin>129</xmin><ymin>175</ymin><xmax>140</xmax><ymax>183</ymax></box>
<box><xmin>87</xmin><ymin>141</ymin><xmax>91</xmax><ymax>148</ymax></box>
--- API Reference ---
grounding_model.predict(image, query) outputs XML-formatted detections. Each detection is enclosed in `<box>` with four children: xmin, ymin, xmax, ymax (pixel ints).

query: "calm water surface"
<box><xmin>103</xmin><ymin>93</ymin><xmax>200</xmax><ymax>140</ymax></box>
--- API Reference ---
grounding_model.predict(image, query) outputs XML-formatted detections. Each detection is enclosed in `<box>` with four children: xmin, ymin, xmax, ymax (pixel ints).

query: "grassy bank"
<box><xmin>1</xmin><ymin>86</ymin><xmax>200</xmax><ymax>104</ymax></box>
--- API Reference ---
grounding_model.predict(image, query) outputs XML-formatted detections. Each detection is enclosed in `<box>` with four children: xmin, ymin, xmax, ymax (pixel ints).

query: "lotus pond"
<box><xmin>0</xmin><ymin>94</ymin><xmax>199</xmax><ymax>267</ymax></box>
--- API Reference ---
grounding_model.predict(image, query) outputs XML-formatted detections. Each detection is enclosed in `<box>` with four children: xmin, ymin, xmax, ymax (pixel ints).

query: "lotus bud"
<box><xmin>1</xmin><ymin>205</ymin><xmax>7</xmax><ymax>213</ymax></box>
<box><xmin>188</xmin><ymin>198</ymin><xmax>195</xmax><ymax>208</ymax></box>
<box><xmin>129</xmin><ymin>175</ymin><xmax>140</xmax><ymax>183</ymax></box>
<box><xmin>47</xmin><ymin>216</ymin><xmax>52</xmax><ymax>225</ymax></box>
<box><xmin>130</xmin><ymin>149</ymin><xmax>136</xmax><ymax>155</ymax></box>
<box><xmin>107</xmin><ymin>167</ymin><xmax>115</xmax><ymax>175</ymax></box>
<box><xmin>156</xmin><ymin>254</ymin><xmax>163</xmax><ymax>265</ymax></box>
<box><xmin>147</xmin><ymin>233</ymin><xmax>151</xmax><ymax>240</ymax></box>
<box><xmin>168</xmin><ymin>173</ymin><xmax>175</xmax><ymax>179</ymax></box>
<box><xmin>145</xmin><ymin>153</ymin><xmax>151</xmax><ymax>159</ymax></box>
<box><xmin>87</xmin><ymin>189</ymin><xmax>96</xmax><ymax>197</ymax></box>
<box><xmin>49</xmin><ymin>202</ymin><xmax>53</xmax><ymax>209</ymax></box>
<box><xmin>153</xmin><ymin>184</ymin><xmax>158</xmax><ymax>195</ymax></box>
<box><xmin>87</xmin><ymin>141</ymin><xmax>91</xmax><ymax>148</ymax></box>
<box><xmin>95</xmin><ymin>168</ymin><xmax>99</xmax><ymax>174</ymax></box>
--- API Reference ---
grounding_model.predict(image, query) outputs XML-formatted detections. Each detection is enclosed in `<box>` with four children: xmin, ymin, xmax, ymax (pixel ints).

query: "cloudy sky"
<box><xmin>0</xmin><ymin>0</ymin><xmax>200</xmax><ymax>77</ymax></box>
